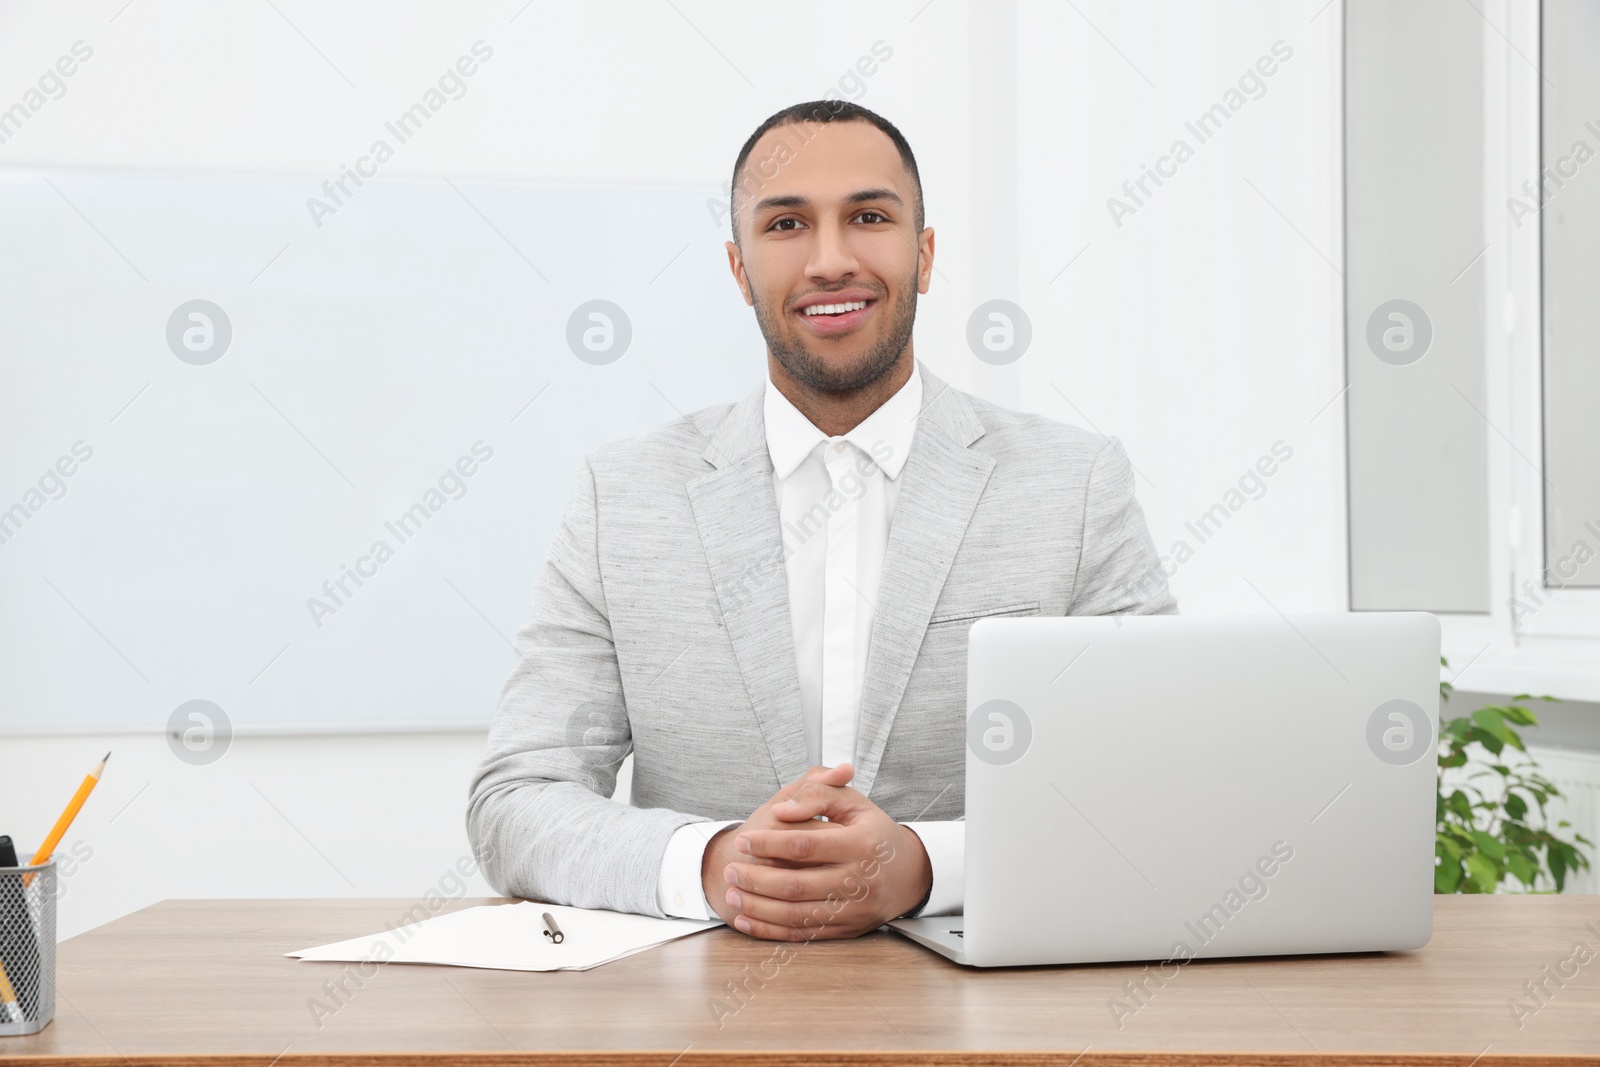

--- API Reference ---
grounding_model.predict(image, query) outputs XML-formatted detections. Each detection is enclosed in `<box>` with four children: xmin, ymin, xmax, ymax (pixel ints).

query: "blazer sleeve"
<box><xmin>466</xmin><ymin>456</ymin><xmax>709</xmax><ymax>917</ymax></box>
<box><xmin>1068</xmin><ymin>435</ymin><xmax>1178</xmax><ymax>617</ymax></box>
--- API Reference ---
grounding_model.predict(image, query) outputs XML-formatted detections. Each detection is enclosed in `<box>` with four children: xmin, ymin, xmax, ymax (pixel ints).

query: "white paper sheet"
<box><xmin>285</xmin><ymin>901</ymin><xmax>719</xmax><ymax>972</ymax></box>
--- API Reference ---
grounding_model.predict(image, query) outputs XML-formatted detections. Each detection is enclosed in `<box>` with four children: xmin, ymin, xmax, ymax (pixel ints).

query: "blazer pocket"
<box><xmin>927</xmin><ymin>600</ymin><xmax>1041</xmax><ymax>626</ymax></box>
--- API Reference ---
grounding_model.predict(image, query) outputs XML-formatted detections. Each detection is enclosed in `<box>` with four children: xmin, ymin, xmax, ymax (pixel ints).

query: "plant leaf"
<box><xmin>1472</xmin><ymin>707</ymin><xmax>1510</xmax><ymax>739</ymax></box>
<box><xmin>1435</xmin><ymin>859</ymin><xmax>1463</xmax><ymax>893</ymax></box>
<box><xmin>1465</xmin><ymin>852</ymin><xmax>1500</xmax><ymax>893</ymax></box>
<box><xmin>1470</xmin><ymin>831</ymin><xmax>1507</xmax><ymax>860</ymax></box>
<box><xmin>1501</xmin><ymin>705</ymin><xmax>1537</xmax><ymax>726</ymax></box>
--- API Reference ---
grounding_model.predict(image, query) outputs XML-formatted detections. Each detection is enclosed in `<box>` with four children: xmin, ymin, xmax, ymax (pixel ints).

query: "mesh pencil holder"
<box><xmin>0</xmin><ymin>858</ymin><xmax>54</xmax><ymax>1036</ymax></box>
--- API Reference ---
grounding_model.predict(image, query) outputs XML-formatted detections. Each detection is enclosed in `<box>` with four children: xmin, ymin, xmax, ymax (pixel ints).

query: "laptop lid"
<box><xmin>961</xmin><ymin>612</ymin><xmax>1439</xmax><ymax>968</ymax></box>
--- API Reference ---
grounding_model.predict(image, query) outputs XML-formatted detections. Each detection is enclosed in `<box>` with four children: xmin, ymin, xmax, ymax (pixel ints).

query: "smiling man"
<box><xmin>467</xmin><ymin>100</ymin><xmax>1176</xmax><ymax>941</ymax></box>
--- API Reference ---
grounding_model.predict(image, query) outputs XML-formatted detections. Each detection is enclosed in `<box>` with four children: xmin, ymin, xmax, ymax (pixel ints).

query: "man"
<box><xmin>467</xmin><ymin>100</ymin><xmax>1176</xmax><ymax>942</ymax></box>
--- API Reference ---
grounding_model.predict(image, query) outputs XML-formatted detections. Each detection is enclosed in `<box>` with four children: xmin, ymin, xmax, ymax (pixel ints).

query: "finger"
<box><xmin>715</xmin><ymin>827</ymin><xmax>825</xmax><ymax>872</ymax></box>
<box><xmin>727</xmin><ymin>884</ymin><xmax>877</xmax><ymax>928</ymax></box>
<box><xmin>730</xmin><ymin>911</ymin><xmax>863</xmax><ymax>942</ymax></box>
<box><xmin>723</xmin><ymin>860</ymin><xmax>847</xmax><ymax>901</ymax></box>
<box><xmin>735</xmin><ymin>808</ymin><xmax>834</xmax><ymax>849</ymax></box>
<box><xmin>735</xmin><ymin>825</ymin><xmax>873</xmax><ymax>864</ymax></box>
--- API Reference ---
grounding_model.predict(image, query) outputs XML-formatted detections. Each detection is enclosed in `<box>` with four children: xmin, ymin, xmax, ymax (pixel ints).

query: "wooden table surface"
<box><xmin>2</xmin><ymin>895</ymin><xmax>1598</xmax><ymax>1065</ymax></box>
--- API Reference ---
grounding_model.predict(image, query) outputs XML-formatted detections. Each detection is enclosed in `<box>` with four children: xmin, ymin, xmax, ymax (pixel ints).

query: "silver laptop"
<box><xmin>889</xmin><ymin>612</ymin><xmax>1439</xmax><ymax>967</ymax></box>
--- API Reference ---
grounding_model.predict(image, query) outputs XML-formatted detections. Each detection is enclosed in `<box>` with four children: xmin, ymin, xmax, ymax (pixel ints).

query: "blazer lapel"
<box><xmin>685</xmin><ymin>387</ymin><xmax>812</xmax><ymax>787</ymax></box>
<box><xmin>853</xmin><ymin>365</ymin><xmax>994</xmax><ymax>796</ymax></box>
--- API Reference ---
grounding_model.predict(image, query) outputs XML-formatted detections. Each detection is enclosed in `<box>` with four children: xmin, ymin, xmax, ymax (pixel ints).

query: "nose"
<box><xmin>805</xmin><ymin>215</ymin><xmax>860</xmax><ymax>283</ymax></box>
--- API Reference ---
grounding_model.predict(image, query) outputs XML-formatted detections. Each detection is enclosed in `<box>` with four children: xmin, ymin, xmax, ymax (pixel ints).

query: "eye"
<box><xmin>768</xmin><ymin>217</ymin><xmax>803</xmax><ymax>232</ymax></box>
<box><xmin>856</xmin><ymin>210</ymin><xmax>889</xmax><ymax>224</ymax></box>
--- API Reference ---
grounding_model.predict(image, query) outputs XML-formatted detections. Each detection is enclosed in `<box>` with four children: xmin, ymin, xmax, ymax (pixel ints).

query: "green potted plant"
<box><xmin>1435</xmin><ymin>657</ymin><xmax>1593</xmax><ymax>893</ymax></box>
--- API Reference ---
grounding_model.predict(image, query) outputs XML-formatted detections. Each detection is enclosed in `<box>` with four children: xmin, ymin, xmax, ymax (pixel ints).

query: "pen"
<box><xmin>0</xmin><ymin>836</ymin><xmax>17</xmax><ymax>868</ymax></box>
<box><xmin>541</xmin><ymin>912</ymin><xmax>564</xmax><ymax>944</ymax></box>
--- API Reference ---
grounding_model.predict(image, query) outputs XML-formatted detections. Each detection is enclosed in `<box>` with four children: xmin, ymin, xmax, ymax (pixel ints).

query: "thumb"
<box><xmin>815</xmin><ymin>762</ymin><xmax>855</xmax><ymax>788</ymax></box>
<box><xmin>775</xmin><ymin>765</ymin><xmax>865</xmax><ymax>822</ymax></box>
<box><xmin>782</xmin><ymin>762</ymin><xmax>855</xmax><ymax>797</ymax></box>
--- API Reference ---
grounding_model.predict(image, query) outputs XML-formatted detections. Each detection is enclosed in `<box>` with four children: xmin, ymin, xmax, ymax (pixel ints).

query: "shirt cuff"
<box><xmin>656</xmin><ymin>820</ymin><xmax>741</xmax><ymax>920</ymax></box>
<box><xmin>902</xmin><ymin>820</ymin><xmax>964</xmax><ymax>917</ymax></box>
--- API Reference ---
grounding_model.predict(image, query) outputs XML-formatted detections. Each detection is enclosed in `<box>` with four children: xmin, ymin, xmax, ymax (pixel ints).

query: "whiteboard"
<box><xmin>0</xmin><ymin>167</ymin><xmax>762</xmax><ymax>733</ymax></box>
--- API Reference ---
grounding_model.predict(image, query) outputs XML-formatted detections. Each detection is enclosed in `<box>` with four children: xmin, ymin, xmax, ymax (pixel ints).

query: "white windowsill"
<box><xmin>1440</xmin><ymin>615</ymin><xmax>1600</xmax><ymax>703</ymax></box>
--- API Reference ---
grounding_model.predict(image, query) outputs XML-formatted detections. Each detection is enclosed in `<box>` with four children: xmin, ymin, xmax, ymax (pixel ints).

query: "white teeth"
<box><xmin>802</xmin><ymin>300</ymin><xmax>868</xmax><ymax>316</ymax></box>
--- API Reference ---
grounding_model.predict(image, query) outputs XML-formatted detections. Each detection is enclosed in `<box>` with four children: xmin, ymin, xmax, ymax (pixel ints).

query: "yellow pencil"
<box><xmin>33</xmin><ymin>752</ymin><xmax>109</xmax><ymax>867</ymax></box>
<box><xmin>0</xmin><ymin>960</ymin><xmax>19</xmax><ymax>1023</ymax></box>
<box><xmin>23</xmin><ymin>751</ymin><xmax>109</xmax><ymax>890</ymax></box>
<box><xmin>1</xmin><ymin>753</ymin><xmax>110</xmax><ymax>1021</ymax></box>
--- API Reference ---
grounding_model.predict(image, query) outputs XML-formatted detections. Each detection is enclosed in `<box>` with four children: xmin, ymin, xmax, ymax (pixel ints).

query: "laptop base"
<box><xmin>886</xmin><ymin>916</ymin><xmax>968</xmax><ymax>965</ymax></box>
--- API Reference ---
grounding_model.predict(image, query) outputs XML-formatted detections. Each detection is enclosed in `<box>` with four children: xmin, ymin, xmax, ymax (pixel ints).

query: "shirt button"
<box><xmin>673</xmin><ymin>892</ymin><xmax>685</xmax><ymax>909</ymax></box>
<box><xmin>833</xmin><ymin>441</ymin><xmax>845</xmax><ymax>453</ymax></box>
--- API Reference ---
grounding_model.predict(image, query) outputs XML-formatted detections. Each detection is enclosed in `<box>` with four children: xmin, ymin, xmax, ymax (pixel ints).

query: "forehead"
<box><xmin>739</xmin><ymin>120</ymin><xmax>910</xmax><ymax>215</ymax></box>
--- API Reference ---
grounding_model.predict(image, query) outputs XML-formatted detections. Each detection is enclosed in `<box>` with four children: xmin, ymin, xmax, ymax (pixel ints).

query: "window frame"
<box><xmin>1439</xmin><ymin>0</ymin><xmax>1600</xmax><ymax>703</ymax></box>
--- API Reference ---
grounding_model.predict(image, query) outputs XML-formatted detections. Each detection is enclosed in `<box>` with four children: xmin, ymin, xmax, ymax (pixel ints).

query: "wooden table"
<box><xmin>3</xmin><ymin>896</ymin><xmax>1598</xmax><ymax>1064</ymax></box>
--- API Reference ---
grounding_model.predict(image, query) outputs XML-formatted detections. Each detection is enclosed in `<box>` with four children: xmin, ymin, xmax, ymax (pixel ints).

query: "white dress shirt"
<box><xmin>655</xmin><ymin>361</ymin><xmax>964</xmax><ymax>920</ymax></box>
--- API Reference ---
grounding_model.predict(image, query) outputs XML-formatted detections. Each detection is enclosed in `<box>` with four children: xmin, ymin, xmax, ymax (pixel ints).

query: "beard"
<box><xmin>752</xmin><ymin>270</ymin><xmax>918</xmax><ymax>395</ymax></box>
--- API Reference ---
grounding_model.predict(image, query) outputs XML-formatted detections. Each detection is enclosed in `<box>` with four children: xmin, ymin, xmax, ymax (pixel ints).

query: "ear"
<box><xmin>915</xmin><ymin>227</ymin><xmax>936</xmax><ymax>295</ymax></box>
<box><xmin>726</xmin><ymin>240</ymin><xmax>754</xmax><ymax>306</ymax></box>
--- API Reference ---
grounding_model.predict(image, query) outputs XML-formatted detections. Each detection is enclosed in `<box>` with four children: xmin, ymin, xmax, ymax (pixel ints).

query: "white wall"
<box><xmin>0</xmin><ymin>0</ymin><xmax>1347</xmax><ymax>939</ymax></box>
<box><xmin>1</xmin><ymin>729</ymin><xmax>499</xmax><ymax>939</ymax></box>
<box><xmin>1012</xmin><ymin>1</ymin><xmax>1346</xmax><ymax>614</ymax></box>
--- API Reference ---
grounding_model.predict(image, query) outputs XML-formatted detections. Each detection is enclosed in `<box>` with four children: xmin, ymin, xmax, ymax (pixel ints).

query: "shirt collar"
<box><xmin>763</xmin><ymin>361</ymin><xmax>922</xmax><ymax>482</ymax></box>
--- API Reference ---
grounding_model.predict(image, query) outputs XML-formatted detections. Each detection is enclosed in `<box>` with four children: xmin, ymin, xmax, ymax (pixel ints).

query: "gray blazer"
<box><xmin>466</xmin><ymin>361</ymin><xmax>1177</xmax><ymax>916</ymax></box>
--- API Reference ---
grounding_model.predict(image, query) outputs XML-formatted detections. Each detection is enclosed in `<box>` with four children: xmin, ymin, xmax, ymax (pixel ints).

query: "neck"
<box><xmin>767</xmin><ymin>350</ymin><xmax>914</xmax><ymax>437</ymax></box>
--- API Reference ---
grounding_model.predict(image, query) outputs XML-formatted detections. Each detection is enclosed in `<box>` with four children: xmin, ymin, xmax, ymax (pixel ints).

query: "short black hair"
<box><xmin>729</xmin><ymin>99</ymin><xmax>924</xmax><ymax>248</ymax></box>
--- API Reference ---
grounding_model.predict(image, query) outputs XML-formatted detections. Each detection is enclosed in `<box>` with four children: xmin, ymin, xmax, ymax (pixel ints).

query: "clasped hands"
<box><xmin>699</xmin><ymin>763</ymin><xmax>932</xmax><ymax>941</ymax></box>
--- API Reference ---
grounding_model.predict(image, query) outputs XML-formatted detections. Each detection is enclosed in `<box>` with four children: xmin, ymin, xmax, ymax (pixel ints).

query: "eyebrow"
<box><xmin>749</xmin><ymin>187</ymin><xmax>905</xmax><ymax>218</ymax></box>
